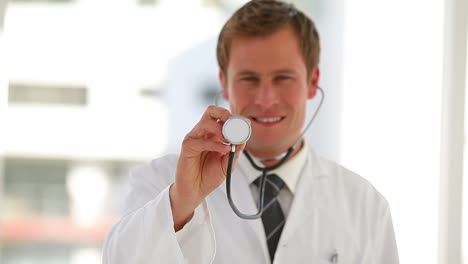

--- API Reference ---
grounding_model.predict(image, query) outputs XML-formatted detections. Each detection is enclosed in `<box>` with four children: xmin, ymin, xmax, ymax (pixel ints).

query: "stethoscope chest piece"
<box><xmin>222</xmin><ymin>116</ymin><xmax>252</xmax><ymax>145</ymax></box>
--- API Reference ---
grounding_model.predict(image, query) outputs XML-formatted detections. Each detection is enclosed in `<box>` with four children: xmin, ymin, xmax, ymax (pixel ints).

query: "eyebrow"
<box><xmin>235</xmin><ymin>70</ymin><xmax>258</xmax><ymax>77</ymax></box>
<box><xmin>234</xmin><ymin>68</ymin><xmax>298</xmax><ymax>77</ymax></box>
<box><xmin>272</xmin><ymin>68</ymin><xmax>298</xmax><ymax>75</ymax></box>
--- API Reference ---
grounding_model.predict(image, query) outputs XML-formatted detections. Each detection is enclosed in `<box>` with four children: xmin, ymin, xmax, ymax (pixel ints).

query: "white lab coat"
<box><xmin>103</xmin><ymin>146</ymin><xmax>399</xmax><ymax>264</ymax></box>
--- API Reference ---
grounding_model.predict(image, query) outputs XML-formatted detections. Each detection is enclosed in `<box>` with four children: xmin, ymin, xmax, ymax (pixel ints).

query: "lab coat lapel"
<box><xmin>279</xmin><ymin>147</ymin><xmax>332</xmax><ymax>246</ymax></box>
<box><xmin>219</xmin><ymin>168</ymin><xmax>270</xmax><ymax>261</ymax></box>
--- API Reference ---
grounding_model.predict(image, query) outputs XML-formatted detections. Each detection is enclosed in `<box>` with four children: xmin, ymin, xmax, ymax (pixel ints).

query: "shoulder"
<box><xmin>132</xmin><ymin>153</ymin><xmax>179</xmax><ymax>176</ymax></box>
<box><xmin>312</xmin><ymin>152</ymin><xmax>394</xmax><ymax>242</ymax></box>
<box><xmin>310</xmin><ymin>148</ymin><xmax>389</xmax><ymax>210</ymax></box>
<box><xmin>129</xmin><ymin>153</ymin><xmax>180</xmax><ymax>189</ymax></box>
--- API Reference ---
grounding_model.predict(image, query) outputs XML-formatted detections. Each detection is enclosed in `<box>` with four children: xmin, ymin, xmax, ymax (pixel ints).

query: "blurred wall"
<box><xmin>1</xmin><ymin>0</ymin><xmax>466</xmax><ymax>264</ymax></box>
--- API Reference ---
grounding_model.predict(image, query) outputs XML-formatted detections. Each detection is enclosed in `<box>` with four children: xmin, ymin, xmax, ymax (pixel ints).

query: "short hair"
<box><xmin>216</xmin><ymin>0</ymin><xmax>321</xmax><ymax>77</ymax></box>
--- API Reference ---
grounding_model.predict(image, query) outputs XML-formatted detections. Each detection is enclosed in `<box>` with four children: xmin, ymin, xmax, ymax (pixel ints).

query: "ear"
<box><xmin>307</xmin><ymin>67</ymin><xmax>320</xmax><ymax>99</ymax></box>
<box><xmin>219</xmin><ymin>70</ymin><xmax>229</xmax><ymax>101</ymax></box>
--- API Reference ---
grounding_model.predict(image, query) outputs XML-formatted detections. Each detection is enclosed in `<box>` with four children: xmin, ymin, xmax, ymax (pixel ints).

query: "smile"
<box><xmin>252</xmin><ymin>116</ymin><xmax>285</xmax><ymax>123</ymax></box>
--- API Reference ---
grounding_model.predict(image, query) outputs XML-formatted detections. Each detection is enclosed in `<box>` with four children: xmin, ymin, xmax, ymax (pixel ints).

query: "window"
<box><xmin>10</xmin><ymin>0</ymin><xmax>74</xmax><ymax>3</ymax></box>
<box><xmin>8</xmin><ymin>82</ymin><xmax>87</xmax><ymax>106</ymax></box>
<box><xmin>138</xmin><ymin>0</ymin><xmax>158</xmax><ymax>6</ymax></box>
<box><xmin>3</xmin><ymin>158</ymin><xmax>70</xmax><ymax>217</ymax></box>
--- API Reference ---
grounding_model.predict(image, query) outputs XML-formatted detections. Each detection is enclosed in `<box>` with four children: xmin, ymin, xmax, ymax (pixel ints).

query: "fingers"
<box><xmin>182</xmin><ymin>137</ymin><xmax>232</xmax><ymax>157</ymax></box>
<box><xmin>183</xmin><ymin>106</ymin><xmax>251</xmax><ymax>157</ymax></box>
<box><xmin>188</xmin><ymin>120</ymin><xmax>225</xmax><ymax>142</ymax></box>
<box><xmin>202</xmin><ymin>105</ymin><xmax>232</xmax><ymax>123</ymax></box>
<box><xmin>187</xmin><ymin>106</ymin><xmax>232</xmax><ymax>142</ymax></box>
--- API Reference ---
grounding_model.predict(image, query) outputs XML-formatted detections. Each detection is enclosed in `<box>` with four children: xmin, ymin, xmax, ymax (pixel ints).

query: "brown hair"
<box><xmin>216</xmin><ymin>0</ymin><xmax>321</xmax><ymax>77</ymax></box>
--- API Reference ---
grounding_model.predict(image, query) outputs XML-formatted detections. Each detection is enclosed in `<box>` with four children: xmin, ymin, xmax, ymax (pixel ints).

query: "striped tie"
<box><xmin>254</xmin><ymin>174</ymin><xmax>285</xmax><ymax>262</ymax></box>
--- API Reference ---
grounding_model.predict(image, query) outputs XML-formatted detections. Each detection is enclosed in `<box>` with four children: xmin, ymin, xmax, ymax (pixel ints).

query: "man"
<box><xmin>103</xmin><ymin>1</ymin><xmax>399</xmax><ymax>263</ymax></box>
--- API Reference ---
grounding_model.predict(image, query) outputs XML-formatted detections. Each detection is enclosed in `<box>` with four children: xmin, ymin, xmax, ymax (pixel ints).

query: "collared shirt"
<box><xmin>237</xmin><ymin>139</ymin><xmax>309</xmax><ymax>217</ymax></box>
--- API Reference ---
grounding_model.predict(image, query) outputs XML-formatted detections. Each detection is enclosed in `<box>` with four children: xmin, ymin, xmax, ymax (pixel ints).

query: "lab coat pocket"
<box><xmin>317</xmin><ymin>258</ymin><xmax>339</xmax><ymax>264</ymax></box>
<box><xmin>317</xmin><ymin>253</ymin><xmax>344</xmax><ymax>264</ymax></box>
<box><xmin>326</xmin><ymin>248</ymin><xmax>362</xmax><ymax>264</ymax></box>
<box><xmin>318</xmin><ymin>260</ymin><xmax>335</xmax><ymax>264</ymax></box>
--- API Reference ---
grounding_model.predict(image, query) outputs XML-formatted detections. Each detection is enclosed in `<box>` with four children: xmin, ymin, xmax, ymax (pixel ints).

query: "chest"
<box><xmin>207</xmin><ymin>180</ymin><xmax>366</xmax><ymax>264</ymax></box>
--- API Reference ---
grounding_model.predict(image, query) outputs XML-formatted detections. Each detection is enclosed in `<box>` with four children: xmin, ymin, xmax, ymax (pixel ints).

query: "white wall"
<box><xmin>439</xmin><ymin>0</ymin><xmax>467</xmax><ymax>262</ymax></box>
<box><xmin>340</xmin><ymin>0</ymin><xmax>444</xmax><ymax>263</ymax></box>
<box><xmin>298</xmin><ymin>0</ymin><xmax>346</xmax><ymax>162</ymax></box>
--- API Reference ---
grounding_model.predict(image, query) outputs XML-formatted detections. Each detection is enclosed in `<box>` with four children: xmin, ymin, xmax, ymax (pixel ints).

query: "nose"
<box><xmin>254</xmin><ymin>81</ymin><xmax>280</xmax><ymax>108</ymax></box>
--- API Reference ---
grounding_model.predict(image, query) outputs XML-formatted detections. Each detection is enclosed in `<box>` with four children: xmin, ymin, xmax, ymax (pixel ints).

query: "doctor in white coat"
<box><xmin>103</xmin><ymin>1</ymin><xmax>399</xmax><ymax>263</ymax></box>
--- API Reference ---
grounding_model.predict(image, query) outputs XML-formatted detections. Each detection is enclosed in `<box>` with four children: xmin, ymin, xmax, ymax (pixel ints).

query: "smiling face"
<box><xmin>220</xmin><ymin>25</ymin><xmax>319</xmax><ymax>159</ymax></box>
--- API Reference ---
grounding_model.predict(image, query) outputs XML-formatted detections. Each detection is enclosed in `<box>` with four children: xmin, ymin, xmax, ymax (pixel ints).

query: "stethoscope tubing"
<box><xmin>218</xmin><ymin>87</ymin><xmax>325</xmax><ymax>219</ymax></box>
<box><xmin>226</xmin><ymin>146</ymin><xmax>294</xmax><ymax>219</ymax></box>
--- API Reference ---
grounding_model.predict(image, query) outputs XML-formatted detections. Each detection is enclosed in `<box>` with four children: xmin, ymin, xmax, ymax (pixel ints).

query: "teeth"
<box><xmin>255</xmin><ymin>117</ymin><xmax>282</xmax><ymax>123</ymax></box>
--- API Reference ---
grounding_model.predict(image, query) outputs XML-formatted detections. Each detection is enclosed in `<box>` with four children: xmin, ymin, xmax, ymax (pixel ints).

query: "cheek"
<box><xmin>228</xmin><ymin>90</ymin><xmax>250</xmax><ymax>110</ymax></box>
<box><xmin>227</xmin><ymin>96</ymin><xmax>244</xmax><ymax>114</ymax></box>
<box><xmin>284</xmin><ymin>89</ymin><xmax>306</xmax><ymax>106</ymax></box>
<box><xmin>287</xmin><ymin>94</ymin><xmax>308</xmax><ymax>123</ymax></box>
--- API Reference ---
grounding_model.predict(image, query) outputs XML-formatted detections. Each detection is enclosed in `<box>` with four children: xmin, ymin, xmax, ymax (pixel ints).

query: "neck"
<box><xmin>247</xmin><ymin>140</ymin><xmax>304</xmax><ymax>168</ymax></box>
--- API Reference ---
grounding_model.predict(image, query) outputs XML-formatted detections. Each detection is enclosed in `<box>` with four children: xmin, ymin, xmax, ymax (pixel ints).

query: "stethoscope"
<box><xmin>215</xmin><ymin>87</ymin><xmax>325</xmax><ymax>219</ymax></box>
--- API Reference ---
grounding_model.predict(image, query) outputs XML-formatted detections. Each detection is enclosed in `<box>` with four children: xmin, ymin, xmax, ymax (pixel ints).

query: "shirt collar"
<box><xmin>237</xmin><ymin>139</ymin><xmax>309</xmax><ymax>194</ymax></box>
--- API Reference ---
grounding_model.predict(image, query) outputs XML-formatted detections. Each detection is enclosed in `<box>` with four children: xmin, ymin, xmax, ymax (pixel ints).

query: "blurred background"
<box><xmin>0</xmin><ymin>0</ymin><xmax>466</xmax><ymax>263</ymax></box>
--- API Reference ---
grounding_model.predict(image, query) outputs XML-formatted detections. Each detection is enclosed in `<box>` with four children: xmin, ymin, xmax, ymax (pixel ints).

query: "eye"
<box><xmin>276</xmin><ymin>75</ymin><xmax>291</xmax><ymax>81</ymax></box>
<box><xmin>241</xmin><ymin>76</ymin><xmax>258</xmax><ymax>82</ymax></box>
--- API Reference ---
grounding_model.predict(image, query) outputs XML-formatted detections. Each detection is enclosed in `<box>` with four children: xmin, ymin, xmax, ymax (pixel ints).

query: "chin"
<box><xmin>247</xmin><ymin>139</ymin><xmax>287</xmax><ymax>153</ymax></box>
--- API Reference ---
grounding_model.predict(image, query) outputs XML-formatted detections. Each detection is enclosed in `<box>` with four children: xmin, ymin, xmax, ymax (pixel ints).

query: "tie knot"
<box><xmin>254</xmin><ymin>173</ymin><xmax>285</xmax><ymax>197</ymax></box>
